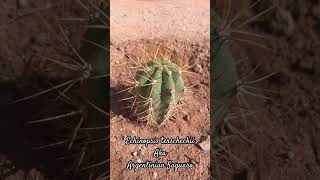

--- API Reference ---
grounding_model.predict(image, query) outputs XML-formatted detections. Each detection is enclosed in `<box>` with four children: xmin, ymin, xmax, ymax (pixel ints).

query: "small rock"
<box><xmin>152</xmin><ymin>172</ymin><xmax>157</xmax><ymax>179</ymax></box>
<box><xmin>288</xmin><ymin>151</ymin><xmax>294</xmax><ymax>160</ymax></box>
<box><xmin>132</xmin><ymin>151</ymin><xmax>138</xmax><ymax>157</ymax></box>
<box><xmin>194</xmin><ymin>64</ymin><xmax>203</xmax><ymax>73</ymax></box>
<box><xmin>115</xmin><ymin>60</ymin><xmax>120</xmax><ymax>64</ymax></box>
<box><xmin>137</xmin><ymin>159</ymin><xmax>143</xmax><ymax>163</ymax></box>
<box><xmin>197</xmin><ymin>135</ymin><xmax>210</xmax><ymax>152</ymax></box>
<box><xmin>137</xmin><ymin>148</ymin><xmax>145</xmax><ymax>156</ymax></box>
<box><xmin>17</xmin><ymin>0</ymin><xmax>29</xmax><ymax>8</ymax></box>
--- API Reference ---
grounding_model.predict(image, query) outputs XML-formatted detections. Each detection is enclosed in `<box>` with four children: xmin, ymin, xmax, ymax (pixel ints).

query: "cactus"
<box><xmin>211</xmin><ymin>2</ymin><xmax>275</xmax><ymax>133</ymax></box>
<box><xmin>211</xmin><ymin>2</ymin><xmax>277</xmax><ymax>179</ymax></box>
<box><xmin>76</xmin><ymin>0</ymin><xmax>109</xmax><ymax>178</ymax></box>
<box><xmin>133</xmin><ymin>58</ymin><xmax>185</xmax><ymax>126</ymax></box>
<box><xmin>211</xmin><ymin>8</ymin><xmax>238</xmax><ymax>133</ymax></box>
<box><xmin>9</xmin><ymin>1</ymin><xmax>109</xmax><ymax>179</ymax></box>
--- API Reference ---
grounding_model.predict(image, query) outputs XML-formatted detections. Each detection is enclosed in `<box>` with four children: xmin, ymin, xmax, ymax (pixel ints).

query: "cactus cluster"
<box><xmin>134</xmin><ymin>58</ymin><xmax>186</xmax><ymax>126</ymax></box>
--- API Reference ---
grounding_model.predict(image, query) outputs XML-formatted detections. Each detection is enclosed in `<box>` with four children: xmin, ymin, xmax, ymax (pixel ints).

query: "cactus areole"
<box><xmin>134</xmin><ymin>59</ymin><xmax>185</xmax><ymax>126</ymax></box>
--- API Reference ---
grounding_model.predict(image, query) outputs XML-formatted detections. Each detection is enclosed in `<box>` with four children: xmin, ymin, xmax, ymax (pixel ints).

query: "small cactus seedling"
<box><xmin>134</xmin><ymin>58</ymin><xmax>185</xmax><ymax>126</ymax></box>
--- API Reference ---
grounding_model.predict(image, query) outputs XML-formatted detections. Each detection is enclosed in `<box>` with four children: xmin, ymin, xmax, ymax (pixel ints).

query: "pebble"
<box><xmin>137</xmin><ymin>148</ymin><xmax>145</xmax><ymax>156</ymax></box>
<box><xmin>152</xmin><ymin>172</ymin><xmax>157</xmax><ymax>179</ymax></box>
<box><xmin>198</xmin><ymin>135</ymin><xmax>210</xmax><ymax>152</ymax></box>
<box><xmin>137</xmin><ymin>159</ymin><xmax>143</xmax><ymax>163</ymax></box>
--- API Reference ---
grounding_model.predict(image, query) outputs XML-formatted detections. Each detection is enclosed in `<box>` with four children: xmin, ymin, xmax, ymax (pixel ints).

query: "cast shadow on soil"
<box><xmin>0</xmin><ymin>81</ymin><xmax>84</xmax><ymax>180</ymax></box>
<box><xmin>110</xmin><ymin>85</ymin><xmax>142</xmax><ymax>124</ymax></box>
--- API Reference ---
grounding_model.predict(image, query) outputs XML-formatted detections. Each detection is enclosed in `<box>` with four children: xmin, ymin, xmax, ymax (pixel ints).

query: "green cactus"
<box><xmin>211</xmin><ymin>8</ymin><xmax>238</xmax><ymax>133</ymax></box>
<box><xmin>76</xmin><ymin>0</ymin><xmax>109</xmax><ymax>178</ymax></box>
<box><xmin>211</xmin><ymin>2</ymin><xmax>276</xmax><ymax>134</ymax></box>
<box><xmin>8</xmin><ymin>1</ymin><xmax>109</xmax><ymax>178</ymax></box>
<box><xmin>134</xmin><ymin>58</ymin><xmax>185</xmax><ymax>126</ymax></box>
<box><xmin>211</xmin><ymin>3</ymin><xmax>278</xmax><ymax>179</ymax></box>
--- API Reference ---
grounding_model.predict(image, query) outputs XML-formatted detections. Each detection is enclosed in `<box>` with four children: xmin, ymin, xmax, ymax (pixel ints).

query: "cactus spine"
<box><xmin>211</xmin><ymin>8</ymin><xmax>238</xmax><ymax>133</ymax></box>
<box><xmin>12</xmin><ymin>1</ymin><xmax>109</xmax><ymax>178</ymax></box>
<box><xmin>134</xmin><ymin>58</ymin><xmax>186</xmax><ymax>126</ymax></box>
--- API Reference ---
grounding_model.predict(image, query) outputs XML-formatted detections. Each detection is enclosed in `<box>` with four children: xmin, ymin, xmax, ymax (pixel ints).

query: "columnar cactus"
<box><xmin>134</xmin><ymin>58</ymin><xmax>185</xmax><ymax>126</ymax></box>
<box><xmin>211</xmin><ymin>8</ymin><xmax>238</xmax><ymax>133</ymax></box>
<box><xmin>6</xmin><ymin>1</ymin><xmax>109</xmax><ymax>179</ymax></box>
<box><xmin>211</xmin><ymin>5</ymin><xmax>276</xmax><ymax>179</ymax></box>
<box><xmin>76</xmin><ymin>1</ymin><xmax>109</xmax><ymax>178</ymax></box>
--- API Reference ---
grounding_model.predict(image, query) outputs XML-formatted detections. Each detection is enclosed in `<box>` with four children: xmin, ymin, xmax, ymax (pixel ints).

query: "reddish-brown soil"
<box><xmin>1</xmin><ymin>0</ymin><xmax>319</xmax><ymax>180</ymax></box>
<box><xmin>110</xmin><ymin>0</ymin><xmax>210</xmax><ymax>179</ymax></box>
<box><xmin>0</xmin><ymin>0</ymin><xmax>89</xmax><ymax>180</ymax></box>
<box><xmin>110</xmin><ymin>39</ymin><xmax>210</xmax><ymax>179</ymax></box>
<box><xmin>1</xmin><ymin>0</ymin><xmax>211</xmax><ymax>179</ymax></box>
